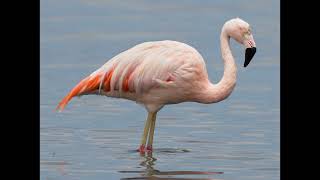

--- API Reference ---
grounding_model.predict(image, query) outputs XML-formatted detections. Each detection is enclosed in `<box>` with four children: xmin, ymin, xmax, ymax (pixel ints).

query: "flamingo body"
<box><xmin>58</xmin><ymin>40</ymin><xmax>209</xmax><ymax>112</ymax></box>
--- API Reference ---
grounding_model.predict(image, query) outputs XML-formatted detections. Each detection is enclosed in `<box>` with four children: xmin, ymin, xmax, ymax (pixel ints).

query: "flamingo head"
<box><xmin>223</xmin><ymin>18</ymin><xmax>257</xmax><ymax>67</ymax></box>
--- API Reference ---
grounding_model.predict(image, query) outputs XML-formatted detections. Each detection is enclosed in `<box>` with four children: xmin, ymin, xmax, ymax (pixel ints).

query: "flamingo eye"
<box><xmin>244</xmin><ymin>30</ymin><xmax>250</xmax><ymax>38</ymax></box>
<box><xmin>244</xmin><ymin>33</ymin><xmax>249</xmax><ymax>40</ymax></box>
<box><xmin>243</xmin><ymin>28</ymin><xmax>251</xmax><ymax>39</ymax></box>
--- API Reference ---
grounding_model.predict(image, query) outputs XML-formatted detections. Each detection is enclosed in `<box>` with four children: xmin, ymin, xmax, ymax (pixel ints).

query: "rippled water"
<box><xmin>40</xmin><ymin>0</ymin><xmax>280</xmax><ymax>180</ymax></box>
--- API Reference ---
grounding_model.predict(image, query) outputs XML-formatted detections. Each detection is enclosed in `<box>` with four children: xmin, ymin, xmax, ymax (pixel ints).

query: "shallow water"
<box><xmin>40</xmin><ymin>0</ymin><xmax>280</xmax><ymax>180</ymax></box>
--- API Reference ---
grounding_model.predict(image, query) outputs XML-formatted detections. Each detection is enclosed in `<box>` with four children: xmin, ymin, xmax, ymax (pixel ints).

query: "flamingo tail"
<box><xmin>56</xmin><ymin>70</ymin><xmax>112</xmax><ymax>111</ymax></box>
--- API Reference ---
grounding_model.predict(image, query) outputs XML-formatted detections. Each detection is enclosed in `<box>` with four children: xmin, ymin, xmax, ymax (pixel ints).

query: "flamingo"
<box><xmin>56</xmin><ymin>18</ymin><xmax>257</xmax><ymax>153</ymax></box>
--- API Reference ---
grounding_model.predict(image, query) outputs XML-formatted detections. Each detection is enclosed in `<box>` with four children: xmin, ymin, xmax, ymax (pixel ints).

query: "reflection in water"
<box><xmin>41</xmin><ymin>160</ymin><xmax>69</xmax><ymax>176</ymax></box>
<box><xmin>120</xmin><ymin>152</ymin><xmax>223</xmax><ymax>180</ymax></box>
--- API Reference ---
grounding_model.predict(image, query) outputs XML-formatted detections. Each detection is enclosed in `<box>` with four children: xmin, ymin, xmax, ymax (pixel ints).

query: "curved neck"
<box><xmin>197</xmin><ymin>27</ymin><xmax>237</xmax><ymax>103</ymax></box>
<box><xmin>216</xmin><ymin>28</ymin><xmax>237</xmax><ymax>96</ymax></box>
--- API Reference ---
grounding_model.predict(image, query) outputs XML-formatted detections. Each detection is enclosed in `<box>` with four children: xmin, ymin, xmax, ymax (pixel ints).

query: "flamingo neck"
<box><xmin>197</xmin><ymin>27</ymin><xmax>237</xmax><ymax>104</ymax></box>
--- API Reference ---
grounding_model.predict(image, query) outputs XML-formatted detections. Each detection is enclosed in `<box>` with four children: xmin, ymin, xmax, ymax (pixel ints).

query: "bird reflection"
<box><xmin>119</xmin><ymin>152</ymin><xmax>223</xmax><ymax>180</ymax></box>
<box><xmin>139</xmin><ymin>152</ymin><xmax>158</xmax><ymax>177</ymax></box>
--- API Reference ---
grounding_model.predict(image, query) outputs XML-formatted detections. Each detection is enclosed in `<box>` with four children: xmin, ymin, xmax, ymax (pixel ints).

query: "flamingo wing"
<box><xmin>56</xmin><ymin>40</ymin><xmax>207</xmax><ymax>111</ymax></box>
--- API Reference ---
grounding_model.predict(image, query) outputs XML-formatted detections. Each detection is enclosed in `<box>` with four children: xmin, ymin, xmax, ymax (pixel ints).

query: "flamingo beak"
<box><xmin>243</xmin><ymin>34</ymin><xmax>256</xmax><ymax>67</ymax></box>
<box><xmin>244</xmin><ymin>47</ymin><xmax>256</xmax><ymax>67</ymax></box>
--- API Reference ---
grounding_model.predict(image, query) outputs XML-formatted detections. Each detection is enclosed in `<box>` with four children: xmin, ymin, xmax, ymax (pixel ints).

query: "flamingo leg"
<box><xmin>138</xmin><ymin>113</ymin><xmax>153</xmax><ymax>153</ymax></box>
<box><xmin>146</xmin><ymin>112</ymin><xmax>157</xmax><ymax>152</ymax></box>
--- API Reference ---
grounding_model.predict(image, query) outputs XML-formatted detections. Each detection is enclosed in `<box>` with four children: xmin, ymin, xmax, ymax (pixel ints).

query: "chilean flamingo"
<box><xmin>56</xmin><ymin>18</ymin><xmax>257</xmax><ymax>153</ymax></box>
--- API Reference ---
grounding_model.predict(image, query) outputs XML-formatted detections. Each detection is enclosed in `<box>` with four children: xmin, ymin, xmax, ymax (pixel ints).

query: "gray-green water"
<box><xmin>40</xmin><ymin>0</ymin><xmax>280</xmax><ymax>179</ymax></box>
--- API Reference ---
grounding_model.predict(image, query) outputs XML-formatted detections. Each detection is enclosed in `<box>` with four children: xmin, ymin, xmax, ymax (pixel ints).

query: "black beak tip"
<box><xmin>244</xmin><ymin>47</ymin><xmax>256</xmax><ymax>68</ymax></box>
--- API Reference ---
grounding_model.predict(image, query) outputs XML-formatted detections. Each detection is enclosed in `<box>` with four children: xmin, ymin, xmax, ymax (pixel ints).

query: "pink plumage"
<box><xmin>57</xmin><ymin>40</ymin><xmax>208</xmax><ymax>112</ymax></box>
<box><xmin>57</xmin><ymin>18</ymin><xmax>257</xmax><ymax>153</ymax></box>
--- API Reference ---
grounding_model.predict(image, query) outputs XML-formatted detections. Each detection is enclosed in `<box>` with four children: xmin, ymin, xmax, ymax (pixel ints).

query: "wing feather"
<box><xmin>57</xmin><ymin>40</ymin><xmax>206</xmax><ymax>111</ymax></box>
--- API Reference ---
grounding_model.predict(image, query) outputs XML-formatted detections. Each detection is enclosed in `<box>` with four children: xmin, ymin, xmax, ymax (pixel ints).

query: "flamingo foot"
<box><xmin>146</xmin><ymin>145</ymin><xmax>153</xmax><ymax>152</ymax></box>
<box><xmin>137</xmin><ymin>145</ymin><xmax>146</xmax><ymax>153</ymax></box>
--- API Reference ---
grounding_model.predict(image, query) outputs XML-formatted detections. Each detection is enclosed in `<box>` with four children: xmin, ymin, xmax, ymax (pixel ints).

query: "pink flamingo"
<box><xmin>57</xmin><ymin>18</ymin><xmax>257</xmax><ymax>153</ymax></box>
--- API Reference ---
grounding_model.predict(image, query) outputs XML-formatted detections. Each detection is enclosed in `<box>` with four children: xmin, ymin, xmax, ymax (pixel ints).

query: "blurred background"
<box><xmin>41</xmin><ymin>0</ymin><xmax>279</xmax><ymax>180</ymax></box>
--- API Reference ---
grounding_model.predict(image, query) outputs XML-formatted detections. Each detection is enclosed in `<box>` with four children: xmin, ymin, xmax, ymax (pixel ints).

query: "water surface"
<box><xmin>41</xmin><ymin>1</ymin><xmax>280</xmax><ymax>179</ymax></box>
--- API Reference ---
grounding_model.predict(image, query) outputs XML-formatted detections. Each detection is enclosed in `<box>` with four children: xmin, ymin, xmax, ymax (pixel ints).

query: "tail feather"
<box><xmin>56</xmin><ymin>72</ymin><xmax>107</xmax><ymax>111</ymax></box>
